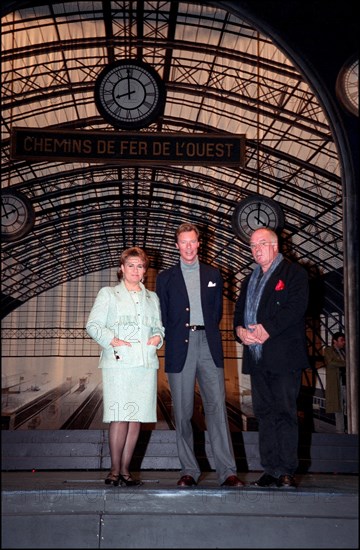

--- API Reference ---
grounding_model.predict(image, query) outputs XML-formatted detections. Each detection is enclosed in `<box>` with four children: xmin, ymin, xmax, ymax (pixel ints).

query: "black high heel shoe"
<box><xmin>119</xmin><ymin>473</ymin><xmax>143</xmax><ymax>486</ymax></box>
<box><xmin>104</xmin><ymin>472</ymin><xmax>120</xmax><ymax>486</ymax></box>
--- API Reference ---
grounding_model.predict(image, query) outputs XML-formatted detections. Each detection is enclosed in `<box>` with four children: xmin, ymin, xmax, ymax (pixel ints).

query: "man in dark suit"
<box><xmin>156</xmin><ymin>222</ymin><xmax>244</xmax><ymax>487</ymax></box>
<box><xmin>324</xmin><ymin>332</ymin><xmax>347</xmax><ymax>433</ymax></box>
<box><xmin>234</xmin><ymin>228</ymin><xmax>310</xmax><ymax>488</ymax></box>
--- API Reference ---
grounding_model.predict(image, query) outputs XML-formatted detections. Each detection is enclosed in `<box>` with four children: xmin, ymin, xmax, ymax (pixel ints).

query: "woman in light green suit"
<box><xmin>86</xmin><ymin>247</ymin><xmax>164</xmax><ymax>487</ymax></box>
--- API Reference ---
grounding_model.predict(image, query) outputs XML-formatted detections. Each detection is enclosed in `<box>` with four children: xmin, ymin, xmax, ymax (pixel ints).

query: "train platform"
<box><xmin>1</xmin><ymin>469</ymin><xmax>358</xmax><ymax>548</ymax></box>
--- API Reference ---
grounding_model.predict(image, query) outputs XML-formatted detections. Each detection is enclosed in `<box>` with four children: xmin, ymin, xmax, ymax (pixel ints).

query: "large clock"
<box><xmin>94</xmin><ymin>59</ymin><xmax>166</xmax><ymax>129</ymax></box>
<box><xmin>336</xmin><ymin>55</ymin><xmax>359</xmax><ymax>117</ymax></box>
<box><xmin>1</xmin><ymin>190</ymin><xmax>35</xmax><ymax>242</ymax></box>
<box><xmin>232</xmin><ymin>194</ymin><xmax>284</xmax><ymax>243</ymax></box>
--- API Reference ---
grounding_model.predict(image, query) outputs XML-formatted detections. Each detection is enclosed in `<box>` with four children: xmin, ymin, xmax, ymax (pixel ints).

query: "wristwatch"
<box><xmin>232</xmin><ymin>194</ymin><xmax>284</xmax><ymax>243</ymax></box>
<box><xmin>94</xmin><ymin>59</ymin><xmax>166</xmax><ymax>129</ymax></box>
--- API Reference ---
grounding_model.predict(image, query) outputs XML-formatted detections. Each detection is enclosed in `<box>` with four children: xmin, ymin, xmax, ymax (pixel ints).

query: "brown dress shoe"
<box><xmin>177</xmin><ymin>475</ymin><xmax>197</xmax><ymax>487</ymax></box>
<box><xmin>276</xmin><ymin>474</ymin><xmax>297</xmax><ymax>488</ymax></box>
<box><xmin>221</xmin><ymin>475</ymin><xmax>245</xmax><ymax>487</ymax></box>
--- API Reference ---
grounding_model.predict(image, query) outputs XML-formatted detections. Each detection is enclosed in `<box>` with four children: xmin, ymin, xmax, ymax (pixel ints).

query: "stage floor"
<box><xmin>1</xmin><ymin>469</ymin><xmax>359</xmax><ymax>493</ymax></box>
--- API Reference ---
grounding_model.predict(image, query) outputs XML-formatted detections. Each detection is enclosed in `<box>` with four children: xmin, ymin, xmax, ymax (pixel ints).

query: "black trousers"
<box><xmin>251</xmin><ymin>368</ymin><xmax>302</xmax><ymax>477</ymax></box>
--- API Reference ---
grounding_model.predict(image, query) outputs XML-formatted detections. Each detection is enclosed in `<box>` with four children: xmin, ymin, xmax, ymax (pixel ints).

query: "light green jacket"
<box><xmin>86</xmin><ymin>281</ymin><xmax>164</xmax><ymax>369</ymax></box>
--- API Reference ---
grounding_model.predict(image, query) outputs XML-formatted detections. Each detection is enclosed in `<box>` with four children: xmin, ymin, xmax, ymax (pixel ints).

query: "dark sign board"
<box><xmin>11</xmin><ymin>127</ymin><xmax>245</xmax><ymax>166</ymax></box>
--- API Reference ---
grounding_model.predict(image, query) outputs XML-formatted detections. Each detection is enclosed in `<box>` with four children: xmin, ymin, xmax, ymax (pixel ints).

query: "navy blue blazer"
<box><xmin>156</xmin><ymin>261</ymin><xmax>224</xmax><ymax>373</ymax></box>
<box><xmin>234</xmin><ymin>258</ymin><xmax>311</xmax><ymax>374</ymax></box>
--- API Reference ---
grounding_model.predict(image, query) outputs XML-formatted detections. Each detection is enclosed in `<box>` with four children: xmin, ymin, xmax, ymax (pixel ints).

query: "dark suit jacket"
<box><xmin>234</xmin><ymin>258</ymin><xmax>310</xmax><ymax>374</ymax></box>
<box><xmin>156</xmin><ymin>261</ymin><xmax>224</xmax><ymax>372</ymax></box>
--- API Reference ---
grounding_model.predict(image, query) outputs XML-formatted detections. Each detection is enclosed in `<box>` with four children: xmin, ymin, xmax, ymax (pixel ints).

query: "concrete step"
<box><xmin>1</xmin><ymin>429</ymin><xmax>358</xmax><ymax>473</ymax></box>
<box><xmin>1</xmin><ymin>471</ymin><xmax>358</xmax><ymax>549</ymax></box>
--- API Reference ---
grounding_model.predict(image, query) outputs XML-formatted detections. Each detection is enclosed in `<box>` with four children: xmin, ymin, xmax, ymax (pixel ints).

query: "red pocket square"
<box><xmin>275</xmin><ymin>279</ymin><xmax>285</xmax><ymax>291</ymax></box>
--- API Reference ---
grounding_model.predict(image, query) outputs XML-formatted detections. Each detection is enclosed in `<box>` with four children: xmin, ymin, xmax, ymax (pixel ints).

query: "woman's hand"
<box><xmin>147</xmin><ymin>335</ymin><xmax>161</xmax><ymax>346</ymax></box>
<box><xmin>110</xmin><ymin>337</ymin><xmax>131</xmax><ymax>347</ymax></box>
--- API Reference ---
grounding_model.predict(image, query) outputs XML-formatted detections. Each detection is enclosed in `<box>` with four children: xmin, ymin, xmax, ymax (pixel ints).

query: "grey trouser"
<box><xmin>167</xmin><ymin>331</ymin><xmax>237</xmax><ymax>485</ymax></box>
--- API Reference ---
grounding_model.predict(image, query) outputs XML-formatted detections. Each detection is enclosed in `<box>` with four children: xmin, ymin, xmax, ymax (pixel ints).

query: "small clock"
<box><xmin>1</xmin><ymin>190</ymin><xmax>35</xmax><ymax>242</ymax></box>
<box><xmin>232</xmin><ymin>194</ymin><xmax>284</xmax><ymax>243</ymax></box>
<box><xmin>336</xmin><ymin>55</ymin><xmax>359</xmax><ymax>117</ymax></box>
<box><xmin>94</xmin><ymin>59</ymin><xmax>166</xmax><ymax>129</ymax></box>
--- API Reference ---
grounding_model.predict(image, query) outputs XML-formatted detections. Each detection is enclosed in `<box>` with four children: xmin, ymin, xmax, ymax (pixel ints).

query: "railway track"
<box><xmin>6</xmin><ymin>379</ymin><xmax>250</xmax><ymax>432</ymax></box>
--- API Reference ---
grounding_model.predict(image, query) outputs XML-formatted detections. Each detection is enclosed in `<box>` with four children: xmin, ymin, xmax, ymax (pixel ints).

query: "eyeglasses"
<box><xmin>249</xmin><ymin>241</ymin><xmax>276</xmax><ymax>250</ymax></box>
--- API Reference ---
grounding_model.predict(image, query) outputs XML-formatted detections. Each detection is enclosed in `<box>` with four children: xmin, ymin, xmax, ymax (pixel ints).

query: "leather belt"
<box><xmin>189</xmin><ymin>325</ymin><xmax>205</xmax><ymax>331</ymax></box>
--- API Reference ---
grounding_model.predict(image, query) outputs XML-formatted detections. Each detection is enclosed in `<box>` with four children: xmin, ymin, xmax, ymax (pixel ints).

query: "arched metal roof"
<box><xmin>2</xmin><ymin>0</ymin><xmax>356</xmax><ymax>304</ymax></box>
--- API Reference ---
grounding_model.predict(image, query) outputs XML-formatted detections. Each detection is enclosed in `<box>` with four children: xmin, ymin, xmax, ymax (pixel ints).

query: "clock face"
<box><xmin>336</xmin><ymin>56</ymin><xmax>359</xmax><ymax>117</ymax></box>
<box><xmin>1</xmin><ymin>190</ymin><xmax>35</xmax><ymax>242</ymax></box>
<box><xmin>232</xmin><ymin>195</ymin><xmax>284</xmax><ymax>243</ymax></box>
<box><xmin>94</xmin><ymin>59</ymin><xmax>166</xmax><ymax>129</ymax></box>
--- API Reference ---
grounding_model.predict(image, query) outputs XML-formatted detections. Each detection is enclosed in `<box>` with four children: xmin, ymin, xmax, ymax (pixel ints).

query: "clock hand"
<box><xmin>127</xmin><ymin>69</ymin><xmax>131</xmax><ymax>98</ymax></box>
<box><xmin>2</xmin><ymin>205</ymin><xmax>17</xmax><ymax>218</ymax></box>
<box><xmin>254</xmin><ymin>204</ymin><xmax>263</xmax><ymax>224</ymax></box>
<box><xmin>116</xmin><ymin>89</ymin><xmax>136</xmax><ymax>99</ymax></box>
<box><xmin>115</xmin><ymin>71</ymin><xmax>136</xmax><ymax>100</ymax></box>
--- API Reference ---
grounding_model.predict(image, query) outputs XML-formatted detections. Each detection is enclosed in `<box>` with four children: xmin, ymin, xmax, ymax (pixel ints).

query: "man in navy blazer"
<box><xmin>156</xmin><ymin>222</ymin><xmax>244</xmax><ymax>487</ymax></box>
<box><xmin>234</xmin><ymin>228</ymin><xmax>310</xmax><ymax>488</ymax></box>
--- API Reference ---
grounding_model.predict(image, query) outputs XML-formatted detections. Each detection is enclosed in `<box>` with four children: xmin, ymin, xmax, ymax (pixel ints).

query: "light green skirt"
<box><xmin>101</xmin><ymin>366</ymin><xmax>157</xmax><ymax>423</ymax></box>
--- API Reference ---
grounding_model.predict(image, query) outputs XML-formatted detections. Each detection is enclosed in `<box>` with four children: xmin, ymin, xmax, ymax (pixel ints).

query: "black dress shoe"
<box><xmin>276</xmin><ymin>474</ymin><xmax>297</xmax><ymax>488</ymax></box>
<box><xmin>177</xmin><ymin>475</ymin><xmax>197</xmax><ymax>487</ymax></box>
<box><xmin>221</xmin><ymin>475</ymin><xmax>245</xmax><ymax>487</ymax></box>
<box><xmin>104</xmin><ymin>472</ymin><xmax>120</xmax><ymax>486</ymax></box>
<box><xmin>250</xmin><ymin>473</ymin><xmax>279</xmax><ymax>487</ymax></box>
<box><xmin>119</xmin><ymin>473</ymin><xmax>143</xmax><ymax>486</ymax></box>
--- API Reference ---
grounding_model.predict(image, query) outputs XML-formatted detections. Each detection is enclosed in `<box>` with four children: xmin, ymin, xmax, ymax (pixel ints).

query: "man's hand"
<box><xmin>248</xmin><ymin>323</ymin><xmax>270</xmax><ymax>344</ymax></box>
<box><xmin>236</xmin><ymin>324</ymin><xmax>269</xmax><ymax>345</ymax></box>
